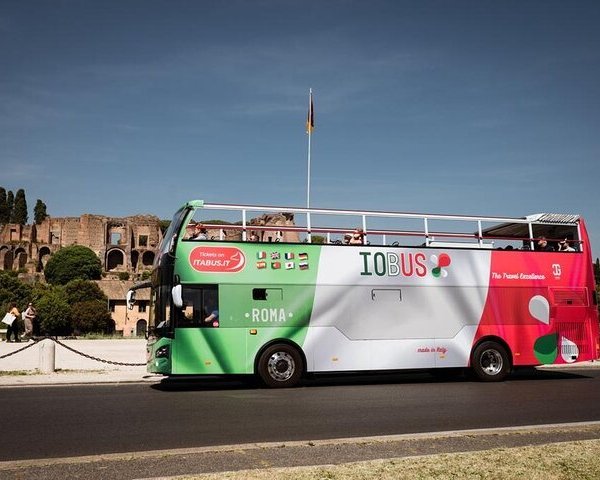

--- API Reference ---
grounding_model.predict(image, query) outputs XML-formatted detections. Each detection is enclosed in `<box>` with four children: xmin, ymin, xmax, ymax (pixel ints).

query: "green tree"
<box><xmin>36</xmin><ymin>287</ymin><xmax>71</xmax><ymax>335</ymax></box>
<box><xmin>64</xmin><ymin>279</ymin><xmax>107</xmax><ymax>305</ymax></box>
<box><xmin>44</xmin><ymin>246</ymin><xmax>102</xmax><ymax>285</ymax></box>
<box><xmin>6</xmin><ymin>190</ymin><xmax>14</xmax><ymax>223</ymax></box>
<box><xmin>71</xmin><ymin>300</ymin><xmax>113</xmax><ymax>334</ymax></box>
<box><xmin>34</xmin><ymin>199</ymin><xmax>48</xmax><ymax>224</ymax></box>
<box><xmin>12</xmin><ymin>189</ymin><xmax>28</xmax><ymax>225</ymax></box>
<box><xmin>0</xmin><ymin>270</ymin><xmax>32</xmax><ymax>312</ymax></box>
<box><xmin>594</xmin><ymin>258</ymin><xmax>600</xmax><ymax>286</ymax></box>
<box><xmin>0</xmin><ymin>187</ymin><xmax>9</xmax><ymax>224</ymax></box>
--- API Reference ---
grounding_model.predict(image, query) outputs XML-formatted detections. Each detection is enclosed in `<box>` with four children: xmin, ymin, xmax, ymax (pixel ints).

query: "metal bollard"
<box><xmin>39</xmin><ymin>339</ymin><xmax>55</xmax><ymax>373</ymax></box>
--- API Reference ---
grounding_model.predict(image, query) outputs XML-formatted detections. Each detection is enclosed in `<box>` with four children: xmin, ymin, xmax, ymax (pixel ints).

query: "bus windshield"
<box><xmin>155</xmin><ymin>206</ymin><xmax>191</xmax><ymax>268</ymax></box>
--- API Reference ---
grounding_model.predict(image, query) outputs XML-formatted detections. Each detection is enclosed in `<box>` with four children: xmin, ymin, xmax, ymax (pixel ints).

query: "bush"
<box><xmin>118</xmin><ymin>272</ymin><xmax>130</xmax><ymax>281</ymax></box>
<box><xmin>44</xmin><ymin>246</ymin><xmax>102</xmax><ymax>285</ymax></box>
<box><xmin>139</xmin><ymin>270</ymin><xmax>151</xmax><ymax>281</ymax></box>
<box><xmin>71</xmin><ymin>300</ymin><xmax>113</xmax><ymax>334</ymax></box>
<box><xmin>64</xmin><ymin>279</ymin><xmax>107</xmax><ymax>305</ymax></box>
<box><xmin>36</xmin><ymin>288</ymin><xmax>71</xmax><ymax>335</ymax></box>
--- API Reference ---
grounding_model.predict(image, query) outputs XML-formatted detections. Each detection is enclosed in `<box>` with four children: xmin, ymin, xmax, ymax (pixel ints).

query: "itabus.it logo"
<box><xmin>189</xmin><ymin>246</ymin><xmax>246</xmax><ymax>273</ymax></box>
<box><xmin>430</xmin><ymin>253</ymin><xmax>451</xmax><ymax>278</ymax></box>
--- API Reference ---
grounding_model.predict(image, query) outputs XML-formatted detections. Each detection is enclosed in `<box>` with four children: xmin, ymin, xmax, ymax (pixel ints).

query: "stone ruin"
<box><xmin>0</xmin><ymin>211</ymin><xmax>299</xmax><ymax>276</ymax></box>
<box><xmin>0</xmin><ymin>211</ymin><xmax>297</xmax><ymax>337</ymax></box>
<box><xmin>0</xmin><ymin>214</ymin><xmax>162</xmax><ymax>276</ymax></box>
<box><xmin>199</xmin><ymin>212</ymin><xmax>300</xmax><ymax>243</ymax></box>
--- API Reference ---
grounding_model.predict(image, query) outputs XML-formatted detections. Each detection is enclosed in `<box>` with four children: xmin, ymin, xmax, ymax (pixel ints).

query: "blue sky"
<box><xmin>1</xmin><ymin>1</ymin><xmax>600</xmax><ymax>255</ymax></box>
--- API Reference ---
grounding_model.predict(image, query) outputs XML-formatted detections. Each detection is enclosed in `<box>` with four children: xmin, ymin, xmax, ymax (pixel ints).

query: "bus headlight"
<box><xmin>156</xmin><ymin>345</ymin><xmax>170</xmax><ymax>358</ymax></box>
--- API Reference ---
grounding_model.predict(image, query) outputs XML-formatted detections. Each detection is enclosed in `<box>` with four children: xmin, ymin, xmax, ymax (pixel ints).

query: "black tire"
<box><xmin>471</xmin><ymin>341</ymin><xmax>511</xmax><ymax>382</ymax></box>
<box><xmin>257</xmin><ymin>343</ymin><xmax>303</xmax><ymax>388</ymax></box>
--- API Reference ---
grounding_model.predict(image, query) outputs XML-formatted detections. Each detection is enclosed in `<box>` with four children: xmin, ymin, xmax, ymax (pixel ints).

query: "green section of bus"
<box><xmin>151</xmin><ymin>243</ymin><xmax>322</xmax><ymax>375</ymax></box>
<box><xmin>176</xmin><ymin>241</ymin><xmax>320</xmax><ymax>286</ymax></box>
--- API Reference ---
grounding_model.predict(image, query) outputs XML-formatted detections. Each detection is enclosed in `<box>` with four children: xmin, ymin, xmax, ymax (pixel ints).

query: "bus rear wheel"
<box><xmin>257</xmin><ymin>344</ymin><xmax>303</xmax><ymax>388</ymax></box>
<box><xmin>471</xmin><ymin>341</ymin><xmax>510</xmax><ymax>382</ymax></box>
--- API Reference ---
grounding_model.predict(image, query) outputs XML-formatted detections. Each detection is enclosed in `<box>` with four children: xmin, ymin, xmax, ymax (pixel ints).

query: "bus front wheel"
<box><xmin>257</xmin><ymin>344</ymin><xmax>303</xmax><ymax>388</ymax></box>
<box><xmin>471</xmin><ymin>341</ymin><xmax>511</xmax><ymax>382</ymax></box>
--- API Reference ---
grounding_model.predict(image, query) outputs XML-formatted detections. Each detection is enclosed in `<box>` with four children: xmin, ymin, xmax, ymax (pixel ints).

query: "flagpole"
<box><xmin>306</xmin><ymin>88</ymin><xmax>312</xmax><ymax>210</ymax></box>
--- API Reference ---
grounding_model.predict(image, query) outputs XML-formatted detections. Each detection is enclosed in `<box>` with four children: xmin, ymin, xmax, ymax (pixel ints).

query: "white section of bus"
<box><xmin>301</xmin><ymin>246</ymin><xmax>492</xmax><ymax>372</ymax></box>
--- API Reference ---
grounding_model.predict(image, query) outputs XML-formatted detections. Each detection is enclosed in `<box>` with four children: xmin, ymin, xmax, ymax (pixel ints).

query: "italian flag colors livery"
<box><xmin>141</xmin><ymin>202</ymin><xmax>598</xmax><ymax>387</ymax></box>
<box><xmin>156</xmin><ymin>241</ymin><xmax>597</xmax><ymax>377</ymax></box>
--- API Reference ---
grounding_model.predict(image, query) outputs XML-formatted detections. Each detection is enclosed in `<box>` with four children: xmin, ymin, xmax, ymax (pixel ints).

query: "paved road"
<box><xmin>2</xmin><ymin>367</ymin><xmax>600</xmax><ymax>462</ymax></box>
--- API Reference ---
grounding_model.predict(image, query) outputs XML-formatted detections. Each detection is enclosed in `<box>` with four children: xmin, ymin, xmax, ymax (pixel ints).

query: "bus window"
<box><xmin>203</xmin><ymin>288</ymin><xmax>219</xmax><ymax>327</ymax></box>
<box><xmin>177</xmin><ymin>285</ymin><xmax>219</xmax><ymax>328</ymax></box>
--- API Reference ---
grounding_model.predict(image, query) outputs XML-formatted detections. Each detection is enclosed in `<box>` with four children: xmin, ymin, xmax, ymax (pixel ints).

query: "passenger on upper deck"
<box><xmin>536</xmin><ymin>236</ymin><xmax>554</xmax><ymax>252</ymax></box>
<box><xmin>558</xmin><ymin>238</ymin><xmax>576</xmax><ymax>252</ymax></box>
<box><xmin>348</xmin><ymin>229</ymin><xmax>365</xmax><ymax>245</ymax></box>
<box><xmin>191</xmin><ymin>223</ymin><xmax>208</xmax><ymax>240</ymax></box>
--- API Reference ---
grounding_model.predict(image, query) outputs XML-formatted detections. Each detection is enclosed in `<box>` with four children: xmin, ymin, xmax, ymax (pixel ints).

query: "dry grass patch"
<box><xmin>184</xmin><ymin>439</ymin><xmax>600</xmax><ymax>480</ymax></box>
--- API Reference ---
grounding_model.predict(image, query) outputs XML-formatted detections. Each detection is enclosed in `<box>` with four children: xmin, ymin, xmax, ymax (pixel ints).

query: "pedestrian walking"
<box><xmin>21</xmin><ymin>302</ymin><xmax>36</xmax><ymax>340</ymax></box>
<box><xmin>3</xmin><ymin>303</ymin><xmax>21</xmax><ymax>342</ymax></box>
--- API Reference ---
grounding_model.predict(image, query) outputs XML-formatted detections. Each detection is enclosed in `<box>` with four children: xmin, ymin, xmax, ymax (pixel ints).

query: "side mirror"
<box><xmin>172</xmin><ymin>284</ymin><xmax>183</xmax><ymax>309</ymax></box>
<box><xmin>168</xmin><ymin>234</ymin><xmax>178</xmax><ymax>256</ymax></box>
<box><xmin>126</xmin><ymin>290</ymin><xmax>136</xmax><ymax>310</ymax></box>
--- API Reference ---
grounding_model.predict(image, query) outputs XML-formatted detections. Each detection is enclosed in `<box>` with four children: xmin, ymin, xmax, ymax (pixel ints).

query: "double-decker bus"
<box><xmin>128</xmin><ymin>200</ymin><xmax>599</xmax><ymax>387</ymax></box>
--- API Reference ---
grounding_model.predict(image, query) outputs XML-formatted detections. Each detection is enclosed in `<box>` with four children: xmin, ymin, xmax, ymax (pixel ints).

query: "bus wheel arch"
<box><xmin>255</xmin><ymin>340</ymin><xmax>305</xmax><ymax>388</ymax></box>
<box><xmin>470</xmin><ymin>337</ymin><xmax>512</xmax><ymax>382</ymax></box>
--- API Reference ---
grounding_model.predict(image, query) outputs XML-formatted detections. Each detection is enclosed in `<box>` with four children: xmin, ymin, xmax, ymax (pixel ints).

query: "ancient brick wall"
<box><xmin>0</xmin><ymin>214</ymin><xmax>162</xmax><ymax>275</ymax></box>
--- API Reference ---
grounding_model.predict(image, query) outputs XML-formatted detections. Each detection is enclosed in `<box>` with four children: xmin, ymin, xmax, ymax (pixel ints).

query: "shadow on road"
<box><xmin>150</xmin><ymin>367</ymin><xmax>593</xmax><ymax>392</ymax></box>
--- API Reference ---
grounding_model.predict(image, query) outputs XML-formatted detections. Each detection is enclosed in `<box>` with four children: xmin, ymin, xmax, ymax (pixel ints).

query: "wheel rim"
<box><xmin>267</xmin><ymin>351</ymin><xmax>295</xmax><ymax>382</ymax></box>
<box><xmin>480</xmin><ymin>349</ymin><xmax>504</xmax><ymax>376</ymax></box>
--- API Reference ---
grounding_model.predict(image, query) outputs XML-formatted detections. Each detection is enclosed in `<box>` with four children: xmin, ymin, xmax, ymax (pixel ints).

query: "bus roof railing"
<box><xmin>186</xmin><ymin>201</ymin><xmax>583</xmax><ymax>250</ymax></box>
<box><xmin>196</xmin><ymin>201</ymin><xmax>579</xmax><ymax>224</ymax></box>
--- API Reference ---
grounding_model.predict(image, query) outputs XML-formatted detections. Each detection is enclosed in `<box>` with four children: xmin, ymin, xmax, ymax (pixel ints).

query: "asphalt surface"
<box><xmin>2</xmin><ymin>423</ymin><xmax>600</xmax><ymax>480</ymax></box>
<box><xmin>2</xmin><ymin>368</ymin><xmax>600</xmax><ymax>459</ymax></box>
<box><xmin>2</xmin><ymin>339</ymin><xmax>600</xmax><ymax>479</ymax></box>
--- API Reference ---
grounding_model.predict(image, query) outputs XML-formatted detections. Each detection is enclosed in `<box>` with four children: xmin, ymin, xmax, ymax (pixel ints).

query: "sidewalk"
<box><xmin>0</xmin><ymin>338</ymin><xmax>163</xmax><ymax>387</ymax></box>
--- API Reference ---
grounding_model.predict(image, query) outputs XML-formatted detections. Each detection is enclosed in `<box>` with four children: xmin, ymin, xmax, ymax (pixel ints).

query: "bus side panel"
<box><xmin>474</xmin><ymin>250</ymin><xmax>597</xmax><ymax>366</ymax></box>
<box><xmin>304</xmin><ymin>247</ymin><xmax>493</xmax><ymax>372</ymax></box>
<box><xmin>304</xmin><ymin>285</ymin><xmax>488</xmax><ymax>371</ymax></box>
<box><xmin>224</xmin><ymin>283</ymin><xmax>317</xmax><ymax>374</ymax></box>
<box><xmin>171</xmin><ymin>243</ymin><xmax>322</xmax><ymax>374</ymax></box>
<box><xmin>172</xmin><ymin>328</ymin><xmax>247</xmax><ymax>374</ymax></box>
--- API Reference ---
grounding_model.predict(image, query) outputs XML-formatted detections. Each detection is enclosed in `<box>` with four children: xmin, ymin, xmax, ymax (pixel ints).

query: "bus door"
<box><xmin>171</xmin><ymin>285</ymin><xmax>222</xmax><ymax>374</ymax></box>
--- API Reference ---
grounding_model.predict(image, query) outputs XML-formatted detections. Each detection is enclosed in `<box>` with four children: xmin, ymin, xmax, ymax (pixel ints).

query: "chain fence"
<box><xmin>0</xmin><ymin>337</ymin><xmax>41</xmax><ymax>359</ymax></box>
<box><xmin>0</xmin><ymin>337</ymin><xmax>146</xmax><ymax>366</ymax></box>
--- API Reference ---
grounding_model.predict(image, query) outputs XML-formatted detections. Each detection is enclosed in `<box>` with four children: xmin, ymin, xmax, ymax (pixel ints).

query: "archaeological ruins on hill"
<box><xmin>0</xmin><ymin>212</ymin><xmax>297</xmax><ymax>336</ymax></box>
<box><xmin>0</xmin><ymin>214</ymin><xmax>162</xmax><ymax>337</ymax></box>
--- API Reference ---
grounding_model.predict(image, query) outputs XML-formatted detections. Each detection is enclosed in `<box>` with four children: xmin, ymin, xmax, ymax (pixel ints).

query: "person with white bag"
<box><xmin>3</xmin><ymin>303</ymin><xmax>20</xmax><ymax>343</ymax></box>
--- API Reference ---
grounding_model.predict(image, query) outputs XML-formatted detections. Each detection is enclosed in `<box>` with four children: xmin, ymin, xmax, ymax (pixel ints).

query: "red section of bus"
<box><xmin>473</xmin><ymin>245</ymin><xmax>598</xmax><ymax>366</ymax></box>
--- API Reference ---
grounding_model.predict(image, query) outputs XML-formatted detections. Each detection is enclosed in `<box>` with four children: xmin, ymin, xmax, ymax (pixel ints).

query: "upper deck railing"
<box><xmin>188</xmin><ymin>201</ymin><xmax>583</xmax><ymax>252</ymax></box>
